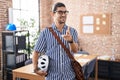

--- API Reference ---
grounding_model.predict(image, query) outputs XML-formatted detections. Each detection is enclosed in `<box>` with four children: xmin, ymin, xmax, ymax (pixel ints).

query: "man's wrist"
<box><xmin>68</xmin><ymin>40</ymin><xmax>73</xmax><ymax>43</ymax></box>
<box><xmin>34</xmin><ymin>68</ymin><xmax>39</xmax><ymax>73</ymax></box>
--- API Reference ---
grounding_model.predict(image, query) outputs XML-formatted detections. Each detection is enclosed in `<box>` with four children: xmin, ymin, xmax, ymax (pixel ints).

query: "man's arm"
<box><xmin>69</xmin><ymin>42</ymin><xmax>78</xmax><ymax>53</ymax></box>
<box><xmin>32</xmin><ymin>51</ymin><xmax>39</xmax><ymax>71</ymax></box>
<box><xmin>63</xmin><ymin>27</ymin><xmax>79</xmax><ymax>53</ymax></box>
<box><xmin>32</xmin><ymin>51</ymin><xmax>47</xmax><ymax>75</ymax></box>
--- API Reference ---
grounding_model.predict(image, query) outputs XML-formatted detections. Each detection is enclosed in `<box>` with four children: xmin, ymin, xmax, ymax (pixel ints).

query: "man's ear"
<box><xmin>50</xmin><ymin>12</ymin><xmax>54</xmax><ymax>16</ymax></box>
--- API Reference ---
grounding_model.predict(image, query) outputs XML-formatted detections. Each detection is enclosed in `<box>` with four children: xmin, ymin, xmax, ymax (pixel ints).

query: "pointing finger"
<box><xmin>66</xmin><ymin>26</ymin><xmax>70</xmax><ymax>35</ymax></box>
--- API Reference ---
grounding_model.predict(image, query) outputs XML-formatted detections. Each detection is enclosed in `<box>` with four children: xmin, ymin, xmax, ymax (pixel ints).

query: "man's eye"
<box><xmin>58</xmin><ymin>11</ymin><xmax>63</xmax><ymax>13</ymax></box>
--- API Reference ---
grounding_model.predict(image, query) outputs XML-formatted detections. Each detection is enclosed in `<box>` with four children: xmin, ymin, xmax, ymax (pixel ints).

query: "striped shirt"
<box><xmin>34</xmin><ymin>23</ymin><xmax>79</xmax><ymax>80</ymax></box>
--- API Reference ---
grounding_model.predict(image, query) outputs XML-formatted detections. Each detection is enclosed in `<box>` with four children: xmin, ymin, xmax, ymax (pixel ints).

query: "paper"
<box><xmin>98</xmin><ymin>55</ymin><xmax>111</xmax><ymax>60</ymax></box>
<box><xmin>77</xmin><ymin>58</ymin><xmax>90</xmax><ymax>63</ymax></box>
<box><xmin>83</xmin><ymin>16</ymin><xmax>94</xmax><ymax>24</ymax></box>
<box><xmin>83</xmin><ymin>25</ymin><xmax>94</xmax><ymax>33</ymax></box>
<box><xmin>74</xmin><ymin>54</ymin><xmax>82</xmax><ymax>57</ymax></box>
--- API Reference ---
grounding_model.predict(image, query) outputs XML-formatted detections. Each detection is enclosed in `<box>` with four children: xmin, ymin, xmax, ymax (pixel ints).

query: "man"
<box><xmin>32</xmin><ymin>2</ymin><xmax>79</xmax><ymax>80</ymax></box>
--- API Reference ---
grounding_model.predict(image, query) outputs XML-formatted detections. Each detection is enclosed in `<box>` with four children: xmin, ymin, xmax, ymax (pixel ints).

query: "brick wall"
<box><xmin>0</xmin><ymin>0</ymin><xmax>12</xmax><ymax>70</ymax></box>
<box><xmin>40</xmin><ymin>0</ymin><xmax>53</xmax><ymax>29</ymax></box>
<box><xmin>40</xmin><ymin>0</ymin><xmax>120</xmax><ymax>55</ymax></box>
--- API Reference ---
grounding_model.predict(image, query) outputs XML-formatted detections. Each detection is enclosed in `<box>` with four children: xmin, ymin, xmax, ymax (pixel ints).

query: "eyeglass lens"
<box><xmin>55</xmin><ymin>11</ymin><xmax>69</xmax><ymax>15</ymax></box>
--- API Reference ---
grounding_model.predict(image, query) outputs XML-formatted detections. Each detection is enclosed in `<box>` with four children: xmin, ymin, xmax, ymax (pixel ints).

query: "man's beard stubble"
<box><xmin>59</xmin><ymin>21</ymin><xmax>65</xmax><ymax>24</ymax></box>
<box><xmin>59</xmin><ymin>16</ymin><xmax>66</xmax><ymax>24</ymax></box>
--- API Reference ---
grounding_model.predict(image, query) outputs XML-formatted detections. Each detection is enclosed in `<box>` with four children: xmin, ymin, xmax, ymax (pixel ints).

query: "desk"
<box><xmin>13</xmin><ymin>54</ymin><xmax>97</xmax><ymax>80</ymax></box>
<box><xmin>12</xmin><ymin>64</ymin><xmax>44</xmax><ymax>80</ymax></box>
<box><xmin>74</xmin><ymin>54</ymin><xmax>96</xmax><ymax>66</ymax></box>
<box><xmin>74</xmin><ymin>54</ymin><xmax>97</xmax><ymax>80</ymax></box>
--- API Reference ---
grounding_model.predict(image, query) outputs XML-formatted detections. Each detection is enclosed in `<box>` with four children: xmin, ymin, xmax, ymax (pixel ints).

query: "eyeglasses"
<box><xmin>54</xmin><ymin>10</ymin><xmax>69</xmax><ymax>15</ymax></box>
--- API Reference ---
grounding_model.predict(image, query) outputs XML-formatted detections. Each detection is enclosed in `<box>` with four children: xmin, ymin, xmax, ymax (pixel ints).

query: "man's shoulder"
<box><xmin>40</xmin><ymin>27</ymin><xmax>51</xmax><ymax>36</ymax></box>
<box><xmin>69</xmin><ymin>26</ymin><xmax>77</xmax><ymax>31</ymax></box>
<box><xmin>41</xmin><ymin>27</ymin><xmax>49</xmax><ymax>32</ymax></box>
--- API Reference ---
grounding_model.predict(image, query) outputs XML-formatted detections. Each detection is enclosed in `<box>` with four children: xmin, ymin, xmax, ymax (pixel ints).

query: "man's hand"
<box><xmin>62</xmin><ymin>27</ymin><xmax>78</xmax><ymax>52</ymax></box>
<box><xmin>62</xmin><ymin>27</ymin><xmax>73</xmax><ymax>43</ymax></box>
<box><xmin>34</xmin><ymin>69</ymin><xmax>48</xmax><ymax>76</ymax></box>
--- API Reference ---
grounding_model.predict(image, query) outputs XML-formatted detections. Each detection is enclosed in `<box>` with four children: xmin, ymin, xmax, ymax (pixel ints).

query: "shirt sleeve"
<box><xmin>34</xmin><ymin>30</ymin><xmax>47</xmax><ymax>53</ymax></box>
<box><xmin>71</xmin><ymin>28</ymin><xmax>79</xmax><ymax>44</ymax></box>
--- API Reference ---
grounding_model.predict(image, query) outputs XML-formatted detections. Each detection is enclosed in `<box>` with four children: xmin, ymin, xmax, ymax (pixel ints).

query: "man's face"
<box><xmin>53</xmin><ymin>7</ymin><xmax>68</xmax><ymax>24</ymax></box>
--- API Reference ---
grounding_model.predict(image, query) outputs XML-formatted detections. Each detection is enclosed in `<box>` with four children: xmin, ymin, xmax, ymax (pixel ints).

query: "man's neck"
<box><xmin>55</xmin><ymin>23</ymin><xmax>65</xmax><ymax>32</ymax></box>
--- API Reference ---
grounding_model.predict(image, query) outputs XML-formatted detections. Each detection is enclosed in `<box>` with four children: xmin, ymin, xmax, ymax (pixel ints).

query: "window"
<box><xmin>10</xmin><ymin>0</ymin><xmax>39</xmax><ymax>31</ymax></box>
<box><xmin>10</xmin><ymin>0</ymin><xmax>40</xmax><ymax>55</ymax></box>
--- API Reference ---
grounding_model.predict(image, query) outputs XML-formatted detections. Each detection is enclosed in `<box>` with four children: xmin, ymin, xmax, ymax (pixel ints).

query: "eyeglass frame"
<box><xmin>54</xmin><ymin>10</ymin><xmax>69</xmax><ymax>15</ymax></box>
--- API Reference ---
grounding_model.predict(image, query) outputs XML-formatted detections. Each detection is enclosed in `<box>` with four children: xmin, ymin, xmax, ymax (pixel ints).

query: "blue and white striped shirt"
<box><xmin>34</xmin><ymin>23</ymin><xmax>79</xmax><ymax>80</ymax></box>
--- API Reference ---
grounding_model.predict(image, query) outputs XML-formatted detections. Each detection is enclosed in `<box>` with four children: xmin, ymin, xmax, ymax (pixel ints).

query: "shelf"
<box><xmin>2</xmin><ymin>30</ymin><xmax>30</xmax><ymax>80</ymax></box>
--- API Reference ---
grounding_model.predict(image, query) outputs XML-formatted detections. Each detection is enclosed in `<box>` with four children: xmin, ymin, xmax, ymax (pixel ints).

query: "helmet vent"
<box><xmin>42</xmin><ymin>66</ymin><xmax>46</xmax><ymax>68</ymax></box>
<box><xmin>41</xmin><ymin>62</ymin><xmax>45</xmax><ymax>64</ymax></box>
<box><xmin>38</xmin><ymin>55</ymin><xmax>49</xmax><ymax>72</ymax></box>
<box><xmin>43</xmin><ymin>58</ymin><xmax>46</xmax><ymax>61</ymax></box>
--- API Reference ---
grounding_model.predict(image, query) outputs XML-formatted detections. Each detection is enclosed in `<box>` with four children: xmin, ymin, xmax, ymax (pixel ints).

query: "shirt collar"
<box><xmin>51</xmin><ymin>23</ymin><xmax>68</xmax><ymax>31</ymax></box>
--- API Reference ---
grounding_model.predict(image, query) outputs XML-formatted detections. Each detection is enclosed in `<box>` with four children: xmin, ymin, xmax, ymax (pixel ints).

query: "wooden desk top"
<box><xmin>92</xmin><ymin>53</ymin><xmax>120</xmax><ymax>62</ymax></box>
<box><xmin>13</xmin><ymin>64</ymin><xmax>36</xmax><ymax>75</ymax></box>
<box><xmin>13</xmin><ymin>64</ymin><xmax>45</xmax><ymax>80</ymax></box>
<box><xmin>12</xmin><ymin>54</ymin><xmax>97</xmax><ymax>80</ymax></box>
<box><xmin>74</xmin><ymin>54</ymin><xmax>97</xmax><ymax>66</ymax></box>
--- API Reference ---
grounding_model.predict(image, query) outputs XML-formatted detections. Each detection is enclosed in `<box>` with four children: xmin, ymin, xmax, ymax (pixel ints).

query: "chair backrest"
<box><xmin>25</xmin><ymin>59</ymin><xmax>32</xmax><ymax>65</ymax></box>
<box><xmin>84</xmin><ymin>58</ymin><xmax>96</xmax><ymax>79</ymax></box>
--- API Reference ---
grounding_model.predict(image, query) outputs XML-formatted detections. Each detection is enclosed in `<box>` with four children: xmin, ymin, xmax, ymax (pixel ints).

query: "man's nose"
<box><xmin>61</xmin><ymin>13</ymin><xmax>66</xmax><ymax>16</ymax></box>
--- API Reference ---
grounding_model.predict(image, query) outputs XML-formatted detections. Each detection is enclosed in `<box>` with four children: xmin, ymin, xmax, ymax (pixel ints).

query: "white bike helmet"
<box><xmin>38</xmin><ymin>55</ymin><xmax>49</xmax><ymax>72</ymax></box>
